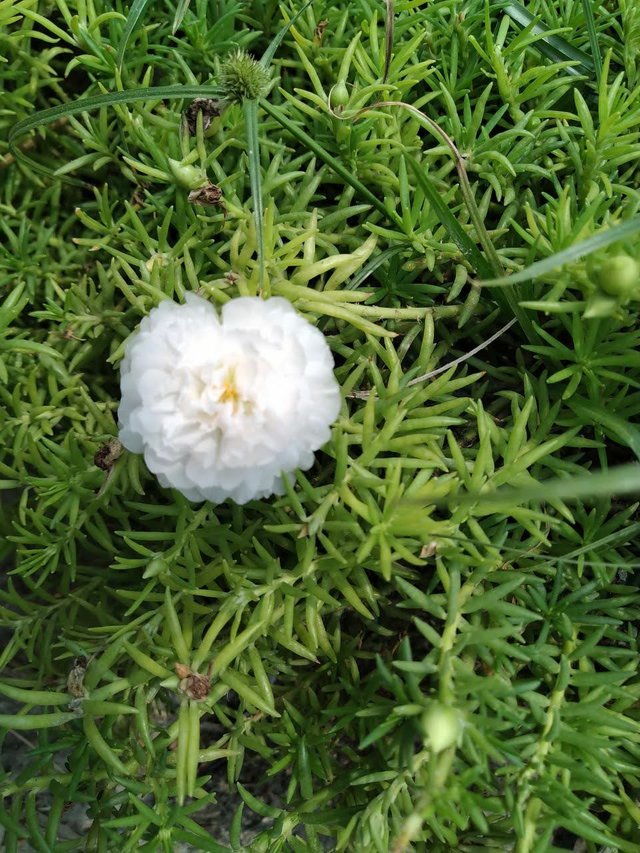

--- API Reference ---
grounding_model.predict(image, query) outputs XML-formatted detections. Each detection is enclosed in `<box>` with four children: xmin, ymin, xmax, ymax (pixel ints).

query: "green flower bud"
<box><xmin>595</xmin><ymin>255</ymin><xmax>640</xmax><ymax>298</ymax></box>
<box><xmin>167</xmin><ymin>158</ymin><xmax>208</xmax><ymax>190</ymax></box>
<box><xmin>330</xmin><ymin>80</ymin><xmax>350</xmax><ymax>109</ymax></box>
<box><xmin>219</xmin><ymin>49</ymin><xmax>271</xmax><ymax>103</ymax></box>
<box><xmin>421</xmin><ymin>702</ymin><xmax>460</xmax><ymax>753</ymax></box>
<box><xmin>583</xmin><ymin>293</ymin><xmax>619</xmax><ymax>319</ymax></box>
<box><xmin>143</xmin><ymin>557</ymin><xmax>169</xmax><ymax>579</ymax></box>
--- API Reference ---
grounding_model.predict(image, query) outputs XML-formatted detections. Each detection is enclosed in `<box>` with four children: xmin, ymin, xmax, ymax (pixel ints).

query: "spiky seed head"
<box><xmin>219</xmin><ymin>50</ymin><xmax>271</xmax><ymax>103</ymax></box>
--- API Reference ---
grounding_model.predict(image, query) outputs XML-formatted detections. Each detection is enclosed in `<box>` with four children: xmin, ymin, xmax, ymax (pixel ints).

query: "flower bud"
<box><xmin>330</xmin><ymin>81</ymin><xmax>350</xmax><ymax>109</ymax></box>
<box><xmin>595</xmin><ymin>255</ymin><xmax>640</xmax><ymax>298</ymax></box>
<box><xmin>583</xmin><ymin>293</ymin><xmax>618</xmax><ymax>319</ymax></box>
<box><xmin>421</xmin><ymin>702</ymin><xmax>460</xmax><ymax>753</ymax></box>
<box><xmin>167</xmin><ymin>158</ymin><xmax>208</xmax><ymax>190</ymax></box>
<box><xmin>143</xmin><ymin>557</ymin><xmax>169</xmax><ymax>579</ymax></box>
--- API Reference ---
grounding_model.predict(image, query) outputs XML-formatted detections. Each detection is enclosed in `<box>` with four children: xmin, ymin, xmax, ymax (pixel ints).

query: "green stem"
<box><xmin>515</xmin><ymin>645</ymin><xmax>575</xmax><ymax>853</ymax></box>
<box><xmin>243</xmin><ymin>98</ymin><xmax>267</xmax><ymax>296</ymax></box>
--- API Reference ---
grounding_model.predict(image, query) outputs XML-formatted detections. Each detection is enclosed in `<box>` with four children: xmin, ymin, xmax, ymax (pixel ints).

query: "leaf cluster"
<box><xmin>0</xmin><ymin>1</ymin><xmax>639</xmax><ymax>851</ymax></box>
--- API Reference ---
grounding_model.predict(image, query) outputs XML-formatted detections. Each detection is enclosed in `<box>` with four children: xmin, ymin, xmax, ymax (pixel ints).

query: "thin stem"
<box><xmin>243</xmin><ymin>98</ymin><xmax>267</xmax><ymax>296</ymax></box>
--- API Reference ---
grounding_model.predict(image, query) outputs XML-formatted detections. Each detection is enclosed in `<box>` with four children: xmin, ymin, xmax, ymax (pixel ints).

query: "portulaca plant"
<box><xmin>117</xmin><ymin>294</ymin><xmax>341</xmax><ymax>504</ymax></box>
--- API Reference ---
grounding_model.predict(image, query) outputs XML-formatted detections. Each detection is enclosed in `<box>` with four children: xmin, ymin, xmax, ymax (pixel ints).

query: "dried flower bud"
<box><xmin>313</xmin><ymin>20</ymin><xmax>328</xmax><ymax>46</ymax></box>
<box><xmin>175</xmin><ymin>663</ymin><xmax>210</xmax><ymax>701</ymax></box>
<box><xmin>188</xmin><ymin>183</ymin><xmax>224</xmax><ymax>207</ymax></box>
<box><xmin>94</xmin><ymin>438</ymin><xmax>123</xmax><ymax>471</ymax></box>
<box><xmin>219</xmin><ymin>49</ymin><xmax>271</xmax><ymax>103</ymax></box>
<box><xmin>67</xmin><ymin>656</ymin><xmax>88</xmax><ymax>698</ymax></box>
<box><xmin>183</xmin><ymin>98</ymin><xmax>225</xmax><ymax>135</ymax></box>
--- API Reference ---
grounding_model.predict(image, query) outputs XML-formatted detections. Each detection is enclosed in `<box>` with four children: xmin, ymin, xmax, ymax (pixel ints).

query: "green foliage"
<box><xmin>0</xmin><ymin>0</ymin><xmax>639</xmax><ymax>851</ymax></box>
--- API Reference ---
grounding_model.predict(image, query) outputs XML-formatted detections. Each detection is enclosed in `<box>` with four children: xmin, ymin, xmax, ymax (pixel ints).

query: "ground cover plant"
<box><xmin>1</xmin><ymin>0</ymin><xmax>640</xmax><ymax>850</ymax></box>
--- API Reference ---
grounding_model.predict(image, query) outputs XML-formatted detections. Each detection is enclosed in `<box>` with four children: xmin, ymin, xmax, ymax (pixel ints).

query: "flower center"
<box><xmin>218</xmin><ymin>378</ymin><xmax>240</xmax><ymax>406</ymax></box>
<box><xmin>216</xmin><ymin>368</ymin><xmax>246</xmax><ymax>413</ymax></box>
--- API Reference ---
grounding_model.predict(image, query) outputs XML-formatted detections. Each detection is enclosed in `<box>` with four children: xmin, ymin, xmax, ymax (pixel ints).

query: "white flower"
<box><xmin>117</xmin><ymin>294</ymin><xmax>341</xmax><ymax>504</ymax></box>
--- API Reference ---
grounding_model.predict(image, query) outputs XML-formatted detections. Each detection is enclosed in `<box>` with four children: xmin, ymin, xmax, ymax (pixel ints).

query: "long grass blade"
<box><xmin>580</xmin><ymin>0</ymin><xmax>603</xmax><ymax>84</ymax></box>
<box><xmin>406</xmin><ymin>152</ymin><xmax>534</xmax><ymax>337</ymax></box>
<box><xmin>346</xmin><ymin>245</ymin><xmax>405</xmax><ymax>291</ymax></box>
<box><xmin>469</xmin><ymin>463</ymin><xmax>640</xmax><ymax>507</ymax></box>
<box><xmin>172</xmin><ymin>0</ymin><xmax>191</xmax><ymax>34</ymax></box>
<box><xmin>260</xmin><ymin>0</ymin><xmax>315</xmax><ymax>70</ymax></box>
<box><xmin>116</xmin><ymin>0</ymin><xmax>152</xmax><ymax>69</ymax></box>
<box><xmin>260</xmin><ymin>100</ymin><xmax>400</xmax><ymax>225</ymax></box>
<box><xmin>406</xmin><ymin>155</ymin><xmax>492</xmax><ymax>278</ymax></box>
<box><xmin>480</xmin><ymin>214</ymin><xmax>640</xmax><ymax>287</ymax></box>
<box><xmin>504</xmin><ymin>1</ymin><xmax>594</xmax><ymax>76</ymax></box>
<box><xmin>9</xmin><ymin>84</ymin><xmax>224</xmax><ymax>150</ymax></box>
<box><xmin>383</xmin><ymin>0</ymin><xmax>394</xmax><ymax>83</ymax></box>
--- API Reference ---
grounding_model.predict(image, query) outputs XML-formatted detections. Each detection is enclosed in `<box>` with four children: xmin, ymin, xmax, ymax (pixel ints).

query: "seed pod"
<box><xmin>219</xmin><ymin>49</ymin><xmax>271</xmax><ymax>103</ymax></box>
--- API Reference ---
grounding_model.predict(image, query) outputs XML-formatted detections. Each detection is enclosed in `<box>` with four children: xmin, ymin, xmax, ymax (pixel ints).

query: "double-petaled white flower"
<box><xmin>118</xmin><ymin>294</ymin><xmax>340</xmax><ymax>504</ymax></box>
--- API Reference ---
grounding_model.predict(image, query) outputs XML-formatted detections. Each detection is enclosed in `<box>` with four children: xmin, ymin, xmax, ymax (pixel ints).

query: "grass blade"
<box><xmin>260</xmin><ymin>100</ymin><xmax>400</xmax><ymax>225</ymax></box>
<box><xmin>407</xmin><ymin>153</ymin><xmax>535</xmax><ymax>338</ymax></box>
<box><xmin>469</xmin><ymin>463</ymin><xmax>640</xmax><ymax>507</ymax></box>
<box><xmin>480</xmin><ymin>214</ymin><xmax>640</xmax><ymax>287</ymax></box>
<box><xmin>503</xmin><ymin>1</ymin><xmax>594</xmax><ymax>76</ymax></box>
<box><xmin>9</xmin><ymin>84</ymin><xmax>224</xmax><ymax>149</ymax></box>
<box><xmin>260</xmin><ymin>0</ymin><xmax>315</xmax><ymax>70</ymax></box>
<box><xmin>346</xmin><ymin>245</ymin><xmax>405</xmax><ymax>291</ymax></box>
<box><xmin>406</xmin><ymin>154</ymin><xmax>493</xmax><ymax>278</ymax></box>
<box><xmin>116</xmin><ymin>0</ymin><xmax>151</xmax><ymax>69</ymax></box>
<box><xmin>383</xmin><ymin>0</ymin><xmax>394</xmax><ymax>83</ymax></box>
<box><xmin>580</xmin><ymin>0</ymin><xmax>603</xmax><ymax>84</ymax></box>
<box><xmin>172</xmin><ymin>0</ymin><xmax>191</xmax><ymax>34</ymax></box>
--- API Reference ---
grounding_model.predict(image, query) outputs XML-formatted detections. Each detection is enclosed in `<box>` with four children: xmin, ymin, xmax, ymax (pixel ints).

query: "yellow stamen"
<box><xmin>218</xmin><ymin>371</ymin><xmax>240</xmax><ymax>406</ymax></box>
<box><xmin>219</xmin><ymin>382</ymin><xmax>239</xmax><ymax>404</ymax></box>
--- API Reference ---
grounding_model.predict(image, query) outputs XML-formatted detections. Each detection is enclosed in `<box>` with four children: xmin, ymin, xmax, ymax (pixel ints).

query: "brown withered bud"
<box><xmin>94</xmin><ymin>438</ymin><xmax>124</xmax><ymax>471</ymax></box>
<box><xmin>183</xmin><ymin>98</ymin><xmax>225</xmax><ymax>135</ymax></box>
<box><xmin>131</xmin><ymin>185</ymin><xmax>146</xmax><ymax>208</ymax></box>
<box><xmin>175</xmin><ymin>663</ymin><xmax>211</xmax><ymax>701</ymax></box>
<box><xmin>314</xmin><ymin>19</ymin><xmax>328</xmax><ymax>46</ymax></box>
<box><xmin>420</xmin><ymin>541</ymin><xmax>438</xmax><ymax>559</ymax></box>
<box><xmin>67</xmin><ymin>656</ymin><xmax>88</xmax><ymax>699</ymax></box>
<box><xmin>61</xmin><ymin>326</ymin><xmax>84</xmax><ymax>341</ymax></box>
<box><xmin>187</xmin><ymin>183</ymin><xmax>225</xmax><ymax>208</ymax></box>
